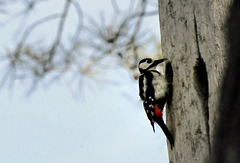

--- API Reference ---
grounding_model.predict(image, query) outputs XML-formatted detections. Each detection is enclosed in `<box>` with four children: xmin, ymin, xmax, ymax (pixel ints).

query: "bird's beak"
<box><xmin>147</xmin><ymin>58</ymin><xmax>168</xmax><ymax>69</ymax></box>
<box><xmin>154</xmin><ymin>58</ymin><xmax>168</xmax><ymax>65</ymax></box>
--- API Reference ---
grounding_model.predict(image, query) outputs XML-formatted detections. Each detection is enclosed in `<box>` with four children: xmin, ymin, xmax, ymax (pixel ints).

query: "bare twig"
<box><xmin>0</xmin><ymin>0</ymin><xmax>160</xmax><ymax>94</ymax></box>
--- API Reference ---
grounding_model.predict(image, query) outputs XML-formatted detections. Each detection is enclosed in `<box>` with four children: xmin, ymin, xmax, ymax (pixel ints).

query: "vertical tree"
<box><xmin>211</xmin><ymin>0</ymin><xmax>240</xmax><ymax>162</ymax></box>
<box><xmin>158</xmin><ymin>0</ymin><xmax>232</xmax><ymax>162</ymax></box>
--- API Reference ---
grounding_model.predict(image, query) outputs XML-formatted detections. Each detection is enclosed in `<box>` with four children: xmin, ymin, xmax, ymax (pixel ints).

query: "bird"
<box><xmin>138</xmin><ymin>58</ymin><xmax>174</xmax><ymax>149</ymax></box>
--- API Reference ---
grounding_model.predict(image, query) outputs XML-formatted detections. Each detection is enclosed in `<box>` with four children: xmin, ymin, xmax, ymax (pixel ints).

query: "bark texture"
<box><xmin>211</xmin><ymin>0</ymin><xmax>240</xmax><ymax>162</ymax></box>
<box><xmin>158</xmin><ymin>0</ymin><xmax>232</xmax><ymax>162</ymax></box>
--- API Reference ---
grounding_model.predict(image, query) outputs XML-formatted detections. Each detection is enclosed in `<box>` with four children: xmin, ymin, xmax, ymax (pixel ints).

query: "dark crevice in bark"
<box><xmin>193</xmin><ymin>14</ymin><xmax>201</xmax><ymax>58</ymax></box>
<box><xmin>193</xmin><ymin>13</ymin><xmax>211</xmax><ymax>154</ymax></box>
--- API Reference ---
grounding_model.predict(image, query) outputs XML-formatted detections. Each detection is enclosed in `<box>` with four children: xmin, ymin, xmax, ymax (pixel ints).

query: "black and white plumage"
<box><xmin>138</xmin><ymin>58</ymin><xmax>174</xmax><ymax>149</ymax></box>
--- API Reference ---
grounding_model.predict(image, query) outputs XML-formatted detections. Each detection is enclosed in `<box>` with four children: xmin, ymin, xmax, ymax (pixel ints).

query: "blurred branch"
<box><xmin>84</xmin><ymin>0</ymin><xmax>160</xmax><ymax>79</ymax></box>
<box><xmin>70</xmin><ymin>0</ymin><xmax>84</xmax><ymax>45</ymax></box>
<box><xmin>47</xmin><ymin>0</ymin><xmax>71</xmax><ymax>69</ymax></box>
<box><xmin>20</xmin><ymin>14</ymin><xmax>61</xmax><ymax>47</ymax></box>
<box><xmin>111</xmin><ymin>0</ymin><xmax>121</xmax><ymax>14</ymax></box>
<box><xmin>0</xmin><ymin>0</ymin><xmax>40</xmax><ymax>28</ymax></box>
<box><xmin>0</xmin><ymin>0</ymin><xmax>160</xmax><ymax>93</ymax></box>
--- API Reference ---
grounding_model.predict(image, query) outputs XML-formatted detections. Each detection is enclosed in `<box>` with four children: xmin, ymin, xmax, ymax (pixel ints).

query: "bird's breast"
<box><xmin>152</xmin><ymin>73</ymin><xmax>168</xmax><ymax>99</ymax></box>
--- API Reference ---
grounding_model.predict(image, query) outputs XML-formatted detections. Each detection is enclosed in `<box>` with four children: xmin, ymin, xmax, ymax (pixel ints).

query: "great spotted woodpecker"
<box><xmin>138</xmin><ymin>58</ymin><xmax>174</xmax><ymax>149</ymax></box>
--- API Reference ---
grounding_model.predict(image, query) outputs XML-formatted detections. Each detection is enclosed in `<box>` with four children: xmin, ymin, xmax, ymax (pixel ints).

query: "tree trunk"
<box><xmin>158</xmin><ymin>0</ymin><xmax>232</xmax><ymax>162</ymax></box>
<box><xmin>210</xmin><ymin>0</ymin><xmax>240</xmax><ymax>162</ymax></box>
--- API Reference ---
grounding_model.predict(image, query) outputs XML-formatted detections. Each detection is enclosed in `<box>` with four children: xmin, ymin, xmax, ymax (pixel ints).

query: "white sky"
<box><xmin>0</xmin><ymin>0</ymin><xmax>169</xmax><ymax>162</ymax></box>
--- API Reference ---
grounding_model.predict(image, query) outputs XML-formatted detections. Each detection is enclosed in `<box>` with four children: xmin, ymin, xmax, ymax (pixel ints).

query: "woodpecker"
<box><xmin>138</xmin><ymin>58</ymin><xmax>174</xmax><ymax>149</ymax></box>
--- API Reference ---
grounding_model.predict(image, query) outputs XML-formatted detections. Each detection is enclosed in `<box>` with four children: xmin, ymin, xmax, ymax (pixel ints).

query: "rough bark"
<box><xmin>211</xmin><ymin>0</ymin><xmax>240</xmax><ymax>162</ymax></box>
<box><xmin>158</xmin><ymin>0</ymin><xmax>232</xmax><ymax>162</ymax></box>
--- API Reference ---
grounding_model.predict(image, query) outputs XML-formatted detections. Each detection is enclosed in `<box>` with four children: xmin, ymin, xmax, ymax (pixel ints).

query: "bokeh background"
<box><xmin>0</xmin><ymin>0</ymin><xmax>169</xmax><ymax>162</ymax></box>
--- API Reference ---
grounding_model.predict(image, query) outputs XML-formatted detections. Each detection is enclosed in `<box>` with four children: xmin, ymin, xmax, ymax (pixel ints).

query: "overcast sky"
<box><xmin>0</xmin><ymin>0</ymin><xmax>169</xmax><ymax>162</ymax></box>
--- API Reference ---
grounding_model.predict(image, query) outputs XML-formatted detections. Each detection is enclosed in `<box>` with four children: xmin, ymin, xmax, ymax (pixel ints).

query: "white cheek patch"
<box><xmin>156</xmin><ymin>63</ymin><xmax>165</xmax><ymax>76</ymax></box>
<box><xmin>140</xmin><ymin>62</ymin><xmax>151</xmax><ymax>70</ymax></box>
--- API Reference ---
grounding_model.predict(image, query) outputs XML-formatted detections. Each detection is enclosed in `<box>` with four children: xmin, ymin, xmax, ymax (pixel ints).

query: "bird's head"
<box><xmin>138</xmin><ymin>58</ymin><xmax>167</xmax><ymax>74</ymax></box>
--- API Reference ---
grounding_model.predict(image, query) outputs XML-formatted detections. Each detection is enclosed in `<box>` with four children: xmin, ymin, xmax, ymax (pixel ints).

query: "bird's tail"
<box><xmin>156</xmin><ymin>118</ymin><xmax>174</xmax><ymax>149</ymax></box>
